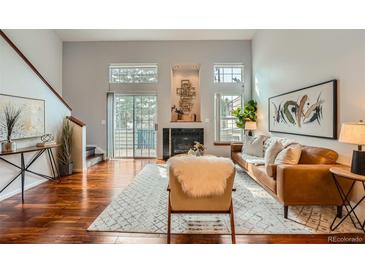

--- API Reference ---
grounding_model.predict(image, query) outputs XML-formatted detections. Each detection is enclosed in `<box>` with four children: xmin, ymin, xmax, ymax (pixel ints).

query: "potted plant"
<box><xmin>1</xmin><ymin>105</ymin><xmax>22</xmax><ymax>152</ymax></box>
<box><xmin>231</xmin><ymin>99</ymin><xmax>257</xmax><ymax>128</ymax></box>
<box><xmin>58</xmin><ymin>119</ymin><xmax>73</xmax><ymax>176</ymax></box>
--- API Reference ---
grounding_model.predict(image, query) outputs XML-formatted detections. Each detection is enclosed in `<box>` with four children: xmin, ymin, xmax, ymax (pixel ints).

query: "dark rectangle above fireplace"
<box><xmin>163</xmin><ymin>128</ymin><xmax>204</xmax><ymax>159</ymax></box>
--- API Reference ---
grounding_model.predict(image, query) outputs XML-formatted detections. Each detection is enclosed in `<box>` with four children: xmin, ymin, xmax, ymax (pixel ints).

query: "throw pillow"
<box><xmin>266</xmin><ymin>164</ymin><xmax>277</xmax><ymax>178</ymax></box>
<box><xmin>264</xmin><ymin>140</ymin><xmax>284</xmax><ymax>165</ymax></box>
<box><xmin>264</xmin><ymin>140</ymin><xmax>284</xmax><ymax>176</ymax></box>
<box><xmin>274</xmin><ymin>144</ymin><xmax>302</xmax><ymax>165</ymax></box>
<box><xmin>242</xmin><ymin>135</ymin><xmax>267</xmax><ymax>158</ymax></box>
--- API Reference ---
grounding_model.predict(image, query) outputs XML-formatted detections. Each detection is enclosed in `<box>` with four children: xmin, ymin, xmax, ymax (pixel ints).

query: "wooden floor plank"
<box><xmin>0</xmin><ymin>159</ymin><xmax>363</xmax><ymax>244</ymax></box>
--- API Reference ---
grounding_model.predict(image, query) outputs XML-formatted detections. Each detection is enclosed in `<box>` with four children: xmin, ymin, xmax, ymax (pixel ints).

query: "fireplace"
<box><xmin>163</xmin><ymin>128</ymin><xmax>204</xmax><ymax>159</ymax></box>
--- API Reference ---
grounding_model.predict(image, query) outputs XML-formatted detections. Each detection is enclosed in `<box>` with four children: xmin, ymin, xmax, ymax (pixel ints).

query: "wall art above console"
<box><xmin>0</xmin><ymin>93</ymin><xmax>45</xmax><ymax>141</ymax></box>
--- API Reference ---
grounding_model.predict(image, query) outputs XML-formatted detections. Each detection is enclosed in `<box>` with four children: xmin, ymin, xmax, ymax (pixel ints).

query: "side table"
<box><xmin>0</xmin><ymin>144</ymin><xmax>60</xmax><ymax>203</ymax></box>
<box><xmin>330</xmin><ymin>166</ymin><xmax>365</xmax><ymax>233</ymax></box>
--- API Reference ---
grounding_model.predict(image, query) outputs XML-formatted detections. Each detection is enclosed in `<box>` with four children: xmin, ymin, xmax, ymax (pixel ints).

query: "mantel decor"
<box><xmin>268</xmin><ymin>80</ymin><xmax>337</xmax><ymax>139</ymax></box>
<box><xmin>171</xmin><ymin>64</ymin><xmax>201</xmax><ymax>122</ymax></box>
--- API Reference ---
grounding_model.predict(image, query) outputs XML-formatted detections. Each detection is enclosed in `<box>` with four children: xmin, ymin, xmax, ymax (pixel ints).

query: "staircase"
<box><xmin>86</xmin><ymin>146</ymin><xmax>104</xmax><ymax>168</ymax></box>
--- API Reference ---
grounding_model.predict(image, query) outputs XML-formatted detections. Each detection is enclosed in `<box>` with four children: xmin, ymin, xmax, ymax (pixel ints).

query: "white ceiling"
<box><xmin>55</xmin><ymin>29</ymin><xmax>256</xmax><ymax>42</ymax></box>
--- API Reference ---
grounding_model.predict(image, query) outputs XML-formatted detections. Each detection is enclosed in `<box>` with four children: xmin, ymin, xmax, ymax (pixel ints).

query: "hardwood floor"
<box><xmin>0</xmin><ymin>159</ymin><xmax>363</xmax><ymax>244</ymax></box>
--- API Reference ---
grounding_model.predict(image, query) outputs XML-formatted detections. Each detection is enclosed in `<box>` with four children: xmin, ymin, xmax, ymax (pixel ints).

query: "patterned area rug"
<box><xmin>88</xmin><ymin>164</ymin><xmax>361</xmax><ymax>234</ymax></box>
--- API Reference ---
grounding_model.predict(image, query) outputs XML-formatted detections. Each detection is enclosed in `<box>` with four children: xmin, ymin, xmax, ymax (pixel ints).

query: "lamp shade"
<box><xmin>339</xmin><ymin>122</ymin><xmax>365</xmax><ymax>145</ymax></box>
<box><xmin>245</xmin><ymin>121</ymin><xmax>257</xmax><ymax>130</ymax></box>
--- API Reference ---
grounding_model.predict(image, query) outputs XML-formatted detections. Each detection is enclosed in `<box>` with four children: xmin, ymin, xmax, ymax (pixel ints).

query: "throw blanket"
<box><xmin>167</xmin><ymin>156</ymin><xmax>235</xmax><ymax>198</ymax></box>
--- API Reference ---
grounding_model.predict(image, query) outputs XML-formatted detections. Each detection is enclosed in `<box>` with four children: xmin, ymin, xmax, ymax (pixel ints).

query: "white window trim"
<box><xmin>214</xmin><ymin>93</ymin><xmax>244</xmax><ymax>144</ymax></box>
<box><xmin>214</xmin><ymin>63</ymin><xmax>244</xmax><ymax>84</ymax></box>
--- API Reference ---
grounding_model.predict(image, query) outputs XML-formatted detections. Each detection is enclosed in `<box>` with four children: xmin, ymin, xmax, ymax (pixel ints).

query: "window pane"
<box><xmin>221</xmin><ymin>95</ymin><xmax>241</xmax><ymax>117</ymax></box>
<box><xmin>220</xmin><ymin>119</ymin><xmax>242</xmax><ymax>142</ymax></box>
<box><xmin>109</xmin><ymin>65</ymin><xmax>158</xmax><ymax>83</ymax></box>
<box><xmin>214</xmin><ymin>64</ymin><xmax>243</xmax><ymax>83</ymax></box>
<box><xmin>223</xmin><ymin>67</ymin><xmax>232</xmax><ymax>74</ymax></box>
<box><xmin>232</xmin><ymin>74</ymin><xmax>241</xmax><ymax>83</ymax></box>
<box><xmin>232</xmin><ymin>68</ymin><xmax>241</xmax><ymax>74</ymax></box>
<box><xmin>216</xmin><ymin>94</ymin><xmax>242</xmax><ymax>142</ymax></box>
<box><xmin>222</xmin><ymin>74</ymin><xmax>230</xmax><ymax>83</ymax></box>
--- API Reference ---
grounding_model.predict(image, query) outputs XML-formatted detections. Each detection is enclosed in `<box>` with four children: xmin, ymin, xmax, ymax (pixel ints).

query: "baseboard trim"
<box><xmin>0</xmin><ymin>178</ymin><xmax>47</xmax><ymax>202</ymax></box>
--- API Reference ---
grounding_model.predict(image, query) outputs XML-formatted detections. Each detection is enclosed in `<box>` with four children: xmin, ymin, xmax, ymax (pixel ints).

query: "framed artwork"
<box><xmin>268</xmin><ymin>80</ymin><xmax>337</xmax><ymax>139</ymax></box>
<box><xmin>0</xmin><ymin>93</ymin><xmax>45</xmax><ymax>141</ymax></box>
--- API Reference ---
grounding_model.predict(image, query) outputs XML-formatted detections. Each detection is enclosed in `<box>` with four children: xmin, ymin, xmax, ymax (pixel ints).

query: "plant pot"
<box><xmin>59</xmin><ymin>162</ymin><xmax>73</xmax><ymax>177</ymax></box>
<box><xmin>1</xmin><ymin>141</ymin><xmax>16</xmax><ymax>152</ymax></box>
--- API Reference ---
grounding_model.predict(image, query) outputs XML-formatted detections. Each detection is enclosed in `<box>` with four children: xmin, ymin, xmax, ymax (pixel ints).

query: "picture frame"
<box><xmin>0</xmin><ymin>93</ymin><xmax>46</xmax><ymax>141</ymax></box>
<box><xmin>268</xmin><ymin>80</ymin><xmax>337</xmax><ymax>139</ymax></box>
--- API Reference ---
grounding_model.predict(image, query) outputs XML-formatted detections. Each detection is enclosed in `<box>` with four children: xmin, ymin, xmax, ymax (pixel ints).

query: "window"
<box><xmin>214</xmin><ymin>64</ymin><xmax>243</xmax><ymax>83</ymax></box>
<box><xmin>109</xmin><ymin>64</ymin><xmax>158</xmax><ymax>83</ymax></box>
<box><xmin>215</xmin><ymin>94</ymin><xmax>243</xmax><ymax>143</ymax></box>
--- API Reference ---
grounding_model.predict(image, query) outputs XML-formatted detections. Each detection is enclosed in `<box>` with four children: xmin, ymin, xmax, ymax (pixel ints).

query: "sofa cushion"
<box><xmin>242</xmin><ymin>154</ymin><xmax>265</xmax><ymax>166</ymax></box>
<box><xmin>274</xmin><ymin>144</ymin><xmax>302</xmax><ymax>165</ymax></box>
<box><xmin>299</xmin><ymin>146</ymin><xmax>338</xmax><ymax>164</ymax></box>
<box><xmin>251</xmin><ymin>165</ymin><xmax>277</xmax><ymax>193</ymax></box>
<box><xmin>243</xmin><ymin>135</ymin><xmax>267</xmax><ymax>157</ymax></box>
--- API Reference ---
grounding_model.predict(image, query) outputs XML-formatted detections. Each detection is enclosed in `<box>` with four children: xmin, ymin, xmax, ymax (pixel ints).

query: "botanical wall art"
<box><xmin>269</xmin><ymin>80</ymin><xmax>337</xmax><ymax>139</ymax></box>
<box><xmin>171</xmin><ymin>64</ymin><xmax>200</xmax><ymax>122</ymax></box>
<box><xmin>0</xmin><ymin>93</ymin><xmax>45</xmax><ymax>141</ymax></box>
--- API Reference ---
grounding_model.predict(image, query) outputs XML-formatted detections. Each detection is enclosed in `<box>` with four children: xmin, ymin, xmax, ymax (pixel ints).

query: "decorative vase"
<box><xmin>59</xmin><ymin>162</ymin><xmax>73</xmax><ymax>176</ymax></box>
<box><xmin>1</xmin><ymin>141</ymin><xmax>16</xmax><ymax>152</ymax></box>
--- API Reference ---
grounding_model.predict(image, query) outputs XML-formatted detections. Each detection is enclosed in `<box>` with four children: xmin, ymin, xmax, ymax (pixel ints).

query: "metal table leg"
<box><xmin>0</xmin><ymin>147</ymin><xmax>60</xmax><ymax>203</ymax></box>
<box><xmin>21</xmin><ymin>152</ymin><xmax>25</xmax><ymax>203</ymax></box>
<box><xmin>330</xmin><ymin>174</ymin><xmax>365</xmax><ymax>233</ymax></box>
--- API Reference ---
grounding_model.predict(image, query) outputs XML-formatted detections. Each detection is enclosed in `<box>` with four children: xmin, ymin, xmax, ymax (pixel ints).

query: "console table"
<box><xmin>0</xmin><ymin>144</ymin><xmax>60</xmax><ymax>203</ymax></box>
<box><xmin>330</xmin><ymin>166</ymin><xmax>365</xmax><ymax>233</ymax></box>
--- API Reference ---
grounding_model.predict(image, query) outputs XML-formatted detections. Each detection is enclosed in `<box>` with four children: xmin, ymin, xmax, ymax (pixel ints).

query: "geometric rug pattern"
<box><xmin>88</xmin><ymin>164</ymin><xmax>362</xmax><ymax>234</ymax></box>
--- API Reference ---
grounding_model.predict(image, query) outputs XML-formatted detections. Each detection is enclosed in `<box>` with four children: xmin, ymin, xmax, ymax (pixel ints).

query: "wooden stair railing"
<box><xmin>0</xmin><ymin>29</ymin><xmax>72</xmax><ymax>111</ymax></box>
<box><xmin>67</xmin><ymin>116</ymin><xmax>86</xmax><ymax>127</ymax></box>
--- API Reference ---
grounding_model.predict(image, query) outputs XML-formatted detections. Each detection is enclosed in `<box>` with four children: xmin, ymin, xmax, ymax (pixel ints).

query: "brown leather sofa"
<box><xmin>231</xmin><ymin>143</ymin><xmax>350</xmax><ymax>219</ymax></box>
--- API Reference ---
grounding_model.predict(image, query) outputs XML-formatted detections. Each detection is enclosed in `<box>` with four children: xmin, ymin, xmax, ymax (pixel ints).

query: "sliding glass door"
<box><xmin>113</xmin><ymin>94</ymin><xmax>157</xmax><ymax>158</ymax></box>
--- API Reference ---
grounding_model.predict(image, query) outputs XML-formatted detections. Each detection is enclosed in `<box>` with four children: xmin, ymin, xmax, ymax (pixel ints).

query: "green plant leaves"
<box><xmin>58</xmin><ymin>119</ymin><xmax>73</xmax><ymax>165</ymax></box>
<box><xmin>1</xmin><ymin>104</ymin><xmax>22</xmax><ymax>142</ymax></box>
<box><xmin>231</xmin><ymin>99</ymin><xmax>257</xmax><ymax>128</ymax></box>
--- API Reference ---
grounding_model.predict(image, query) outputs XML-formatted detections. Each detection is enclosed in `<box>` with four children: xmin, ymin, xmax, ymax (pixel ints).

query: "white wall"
<box><xmin>62</xmin><ymin>40</ymin><xmax>251</xmax><ymax>158</ymax></box>
<box><xmin>0</xmin><ymin>31</ymin><xmax>70</xmax><ymax>200</ymax></box>
<box><xmin>252</xmin><ymin>29</ymin><xmax>365</xmax><ymax>219</ymax></box>
<box><xmin>3</xmin><ymin>30</ymin><xmax>63</xmax><ymax>94</ymax></box>
<box><xmin>252</xmin><ymin>30</ymin><xmax>365</xmax><ymax>164</ymax></box>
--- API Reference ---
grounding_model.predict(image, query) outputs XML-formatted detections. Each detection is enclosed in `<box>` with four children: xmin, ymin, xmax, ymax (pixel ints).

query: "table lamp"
<box><xmin>245</xmin><ymin>121</ymin><xmax>257</xmax><ymax>136</ymax></box>
<box><xmin>339</xmin><ymin>121</ymin><xmax>365</xmax><ymax>175</ymax></box>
